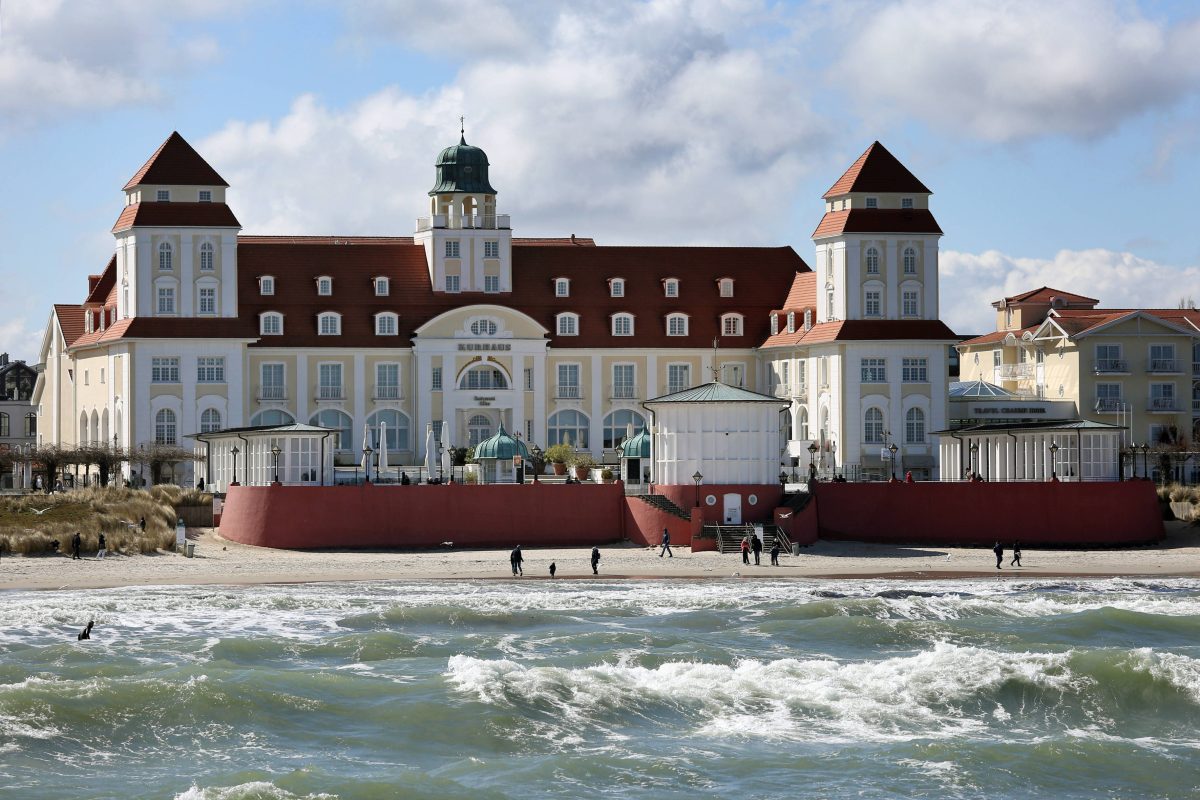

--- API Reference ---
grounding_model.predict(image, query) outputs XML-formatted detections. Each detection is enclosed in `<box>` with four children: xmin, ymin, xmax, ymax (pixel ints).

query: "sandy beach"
<box><xmin>0</xmin><ymin>521</ymin><xmax>1195</xmax><ymax>591</ymax></box>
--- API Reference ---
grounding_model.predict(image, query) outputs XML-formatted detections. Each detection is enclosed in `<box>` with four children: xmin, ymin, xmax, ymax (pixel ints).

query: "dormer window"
<box><xmin>198</xmin><ymin>190</ymin><xmax>212</xmax><ymax>203</ymax></box>
<box><xmin>786</xmin><ymin>312</ymin><xmax>795</xmax><ymax>333</ymax></box>
<box><xmin>316</xmin><ymin>276</ymin><xmax>332</xmax><ymax>296</ymax></box>
<box><xmin>865</xmin><ymin>197</ymin><xmax>878</xmax><ymax>209</ymax></box>
<box><xmin>375</xmin><ymin>312</ymin><xmax>398</xmax><ymax>336</ymax></box>
<box><xmin>556</xmin><ymin>312</ymin><xmax>579</xmax><ymax>336</ymax></box>
<box><xmin>158</xmin><ymin>242</ymin><xmax>173</xmax><ymax>271</ymax></box>
<box><xmin>901</xmin><ymin>197</ymin><xmax>913</xmax><ymax>209</ymax></box>
<box><xmin>260</xmin><ymin>312</ymin><xmax>283</xmax><ymax>336</ymax></box>
<box><xmin>803</xmin><ymin>309</ymin><xmax>813</xmax><ymax>330</ymax></box>
<box><xmin>721</xmin><ymin>313</ymin><xmax>744</xmax><ymax>337</ymax></box>
<box><xmin>663</xmin><ymin>278</ymin><xmax>680</xmax><ymax>298</ymax></box>
<box><xmin>318</xmin><ymin>312</ymin><xmax>341</xmax><ymax>336</ymax></box>
<box><xmin>770</xmin><ymin>314</ymin><xmax>779</xmax><ymax>335</ymax></box>
<box><xmin>199</xmin><ymin>242</ymin><xmax>214</xmax><ymax>271</ymax></box>
<box><xmin>610</xmin><ymin>278</ymin><xmax>625</xmax><ymax>298</ymax></box>
<box><xmin>374</xmin><ymin>277</ymin><xmax>389</xmax><ymax>296</ymax></box>
<box><xmin>718</xmin><ymin>278</ymin><xmax>734</xmax><ymax>298</ymax></box>
<box><xmin>554</xmin><ymin>278</ymin><xmax>570</xmax><ymax>297</ymax></box>
<box><xmin>666</xmin><ymin>313</ymin><xmax>688</xmax><ymax>336</ymax></box>
<box><xmin>157</xmin><ymin>190</ymin><xmax>170</xmax><ymax>202</ymax></box>
<box><xmin>259</xmin><ymin>276</ymin><xmax>275</xmax><ymax>296</ymax></box>
<box><xmin>612</xmin><ymin>313</ymin><xmax>634</xmax><ymax>336</ymax></box>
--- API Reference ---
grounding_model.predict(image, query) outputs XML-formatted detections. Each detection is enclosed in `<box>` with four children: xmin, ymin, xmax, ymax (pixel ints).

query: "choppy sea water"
<box><xmin>1</xmin><ymin>579</ymin><xmax>1199</xmax><ymax>799</ymax></box>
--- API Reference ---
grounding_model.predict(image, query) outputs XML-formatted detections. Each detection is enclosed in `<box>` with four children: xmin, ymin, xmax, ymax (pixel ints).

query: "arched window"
<box><xmin>459</xmin><ymin>364</ymin><xmax>508</xmax><ymax>390</ymax></box>
<box><xmin>554</xmin><ymin>277</ymin><xmax>570</xmax><ymax>297</ymax></box>
<box><xmin>718</xmin><ymin>278</ymin><xmax>734</xmax><ymax>297</ymax></box>
<box><xmin>547</xmin><ymin>409</ymin><xmax>590</xmax><ymax>448</ymax></box>
<box><xmin>368</xmin><ymin>409</ymin><xmax>410</xmax><ymax>452</ymax></box>
<box><xmin>250</xmin><ymin>409</ymin><xmax>295</xmax><ymax>427</ymax></box>
<box><xmin>610</xmin><ymin>278</ymin><xmax>625</xmax><ymax>297</ymax></box>
<box><xmin>905</xmin><ymin>407</ymin><xmax>926</xmax><ymax>444</ymax></box>
<box><xmin>786</xmin><ymin>312</ymin><xmax>795</xmax><ymax>333</ymax></box>
<box><xmin>79</xmin><ymin>411</ymin><xmax>87</xmax><ymax>444</ymax></box>
<box><xmin>666</xmin><ymin>313</ymin><xmax>688</xmax><ymax>336</ymax></box>
<box><xmin>903</xmin><ymin>247</ymin><xmax>917</xmax><ymax>274</ymax></box>
<box><xmin>721</xmin><ymin>313</ymin><xmax>744</xmax><ymax>337</ymax></box>
<box><xmin>158</xmin><ymin>242</ymin><xmax>173</xmax><ymax>271</ymax></box>
<box><xmin>90</xmin><ymin>410</ymin><xmax>99</xmax><ymax>444</ymax></box>
<box><xmin>866</xmin><ymin>247</ymin><xmax>880</xmax><ymax>274</ymax></box>
<box><xmin>663</xmin><ymin>278</ymin><xmax>680</xmax><ymax>297</ymax></box>
<box><xmin>612</xmin><ymin>313</ymin><xmax>634</xmax><ymax>337</ymax></box>
<box><xmin>310</xmin><ymin>409</ymin><xmax>352</xmax><ymax>450</ymax></box>
<box><xmin>602</xmin><ymin>408</ymin><xmax>645</xmax><ymax>449</ymax></box>
<box><xmin>155</xmin><ymin>408</ymin><xmax>177</xmax><ymax>445</ymax></box>
<box><xmin>200</xmin><ymin>409</ymin><xmax>222</xmax><ymax>433</ymax></box>
<box><xmin>375</xmin><ymin>312</ymin><xmax>398</xmax><ymax>336</ymax></box>
<box><xmin>199</xmin><ymin>242</ymin><xmax>214</xmax><ymax>270</ymax></box>
<box><xmin>318</xmin><ymin>312</ymin><xmax>341</xmax><ymax>336</ymax></box>
<box><xmin>864</xmin><ymin>407</ymin><xmax>884</xmax><ymax>444</ymax></box>
<box><xmin>101</xmin><ymin>409</ymin><xmax>109</xmax><ymax>444</ymax></box>
<box><xmin>260</xmin><ymin>312</ymin><xmax>284</xmax><ymax>336</ymax></box>
<box><xmin>467</xmin><ymin>414</ymin><xmax>492</xmax><ymax>448</ymax></box>
<box><xmin>470</xmin><ymin>318</ymin><xmax>498</xmax><ymax>336</ymax></box>
<box><xmin>799</xmin><ymin>407</ymin><xmax>809</xmax><ymax>440</ymax></box>
<box><xmin>556</xmin><ymin>312</ymin><xmax>579</xmax><ymax>336</ymax></box>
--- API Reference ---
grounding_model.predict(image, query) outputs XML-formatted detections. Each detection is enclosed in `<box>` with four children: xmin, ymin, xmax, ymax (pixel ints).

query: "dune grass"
<box><xmin>0</xmin><ymin>486</ymin><xmax>212</xmax><ymax>556</ymax></box>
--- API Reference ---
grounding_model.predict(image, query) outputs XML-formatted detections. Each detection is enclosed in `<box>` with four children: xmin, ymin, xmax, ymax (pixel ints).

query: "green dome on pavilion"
<box><xmin>473</xmin><ymin>423</ymin><xmax>529</xmax><ymax>461</ymax></box>
<box><xmin>429</xmin><ymin>135</ymin><xmax>498</xmax><ymax>195</ymax></box>
<box><xmin>621</xmin><ymin>424</ymin><xmax>651</xmax><ymax>459</ymax></box>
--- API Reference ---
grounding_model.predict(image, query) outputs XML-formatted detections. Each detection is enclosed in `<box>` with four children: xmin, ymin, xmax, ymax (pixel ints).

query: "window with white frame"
<box><xmin>1149</xmin><ymin>344</ymin><xmax>1177</xmax><ymax>371</ymax></box>
<box><xmin>200</xmin><ymin>408</ymin><xmax>222</xmax><ymax>433</ymax></box>
<box><xmin>610</xmin><ymin>278</ymin><xmax>625</xmax><ymax>297</ymax></box>
<box><xmin>721</xmin><ymin>313</ymin><xmax>743</xmax><ymax>337</ymax></box>
<box><xmin>432</xmin><ymin>366</ymin><xmax>442</xmax><ymax>391</ymax></box>
<box><xmin>155</xmin><ymin>409</ymin><xmax>177</xmax><ymax>444</ymax></box>
<box><xmin>470</xmin><ymin>318</ymin><xmax>499</xmax><ymax>336</ymax></box>
<box><xmin>158</xmin><ymin>242</ymin><xmax>173</xmax><ymax>270</ymax></box>
<box><xmin>1096</xmin><ymin>382</ymin><xmax>1122</xmax><ymax>410</ymax></box>
<box><xmin>311</xmin><ymin>409</ymin><xmax>352</xmax><ymax>450</ymax></box>
<box><xmin>445</xmin><ymin>240</ymin><xmax>460</xmax><ymax>258</ymax></box>
<box><xmin>157</xmin><ymin>286</ymin><xmax>176</xmax><ymax>315</ymax></box>
<box><xmin>720</xmin><ymin>363</ymin><xmax>745</xmax><ymax>387</ymax></box>
<box><xmin>803</xmin><ymin>309</ymin><xmax>813</xmax><ymax>330</ymax></box>
<box><xmin>556</xmin><ymin>363</ymin><xmax>580</xmax><ymax>398</ymax></box>
<box><xmin>865</xmin><ymin>247</ymin><xmax>880</xmax><ymax>274</ymax></box>
<box><xmin>770</xmin><ymin>314</ymin><xmax>779</xmax><ymax>335</ymax></box>
<box><xmin>786</xmin><ymin>312</ymin><xmax>795</xmax><ymax>333</ymax></box>
<box><xmin>461</xmin><ymin>365</ymin><xmax>509</xmax><ymax>390</ymax></box>
<box><xmin>524</xmin><ymin>368</ymin><xmax>534</xmax><ymax>391</ymax></box>
<box><xmin>199</xmin><ymin>242</ymin><xmax>214</xmax><ymax>270</ymax></box>
<box><xmin>316</xmin><ymin>276</ymin><xmax>332</xmax><ymax>296</ymax></box>
<box><xmin>547</xmin><ymin>409</ymin><xmax>589</xmax><ymax>447</ymax></box>
<box><xmin>374</xmin><ymin>277</ymin><xmax>389</xmax><ymax>296</ymax></box>
<box><xmin>827</xmin><ymin>290</ymin><xmax>834</xmax><ymax>320</ymax></box>
<box><xmin>667</xmin><ymin>363</ymin><xmax>691</xmax><ymax>394</ymax></box>
<box><xmin>376</xmin><ymin>362</ymin><xmax>400</xmax><ymax>399</ymax></box>
<box><xmin>445</xmin><ymin>274</ymin><xmax>460</xmax><ymax>292</ymax></box>
<box><xmin>318</xmin><ymin>312</ymin><xmax>341</xmax><ymax>336</ymax></box>
<box><xmin>612</xmin><ymin>313</ymin><xmax>634</xmax><ymax>336</ymax></box>
<box><xmin>864</xmin><ymin>289</ymin><xmax>882</xmax><ymax>317</ymax></box>
<box><xmin>318</xmin><ymin>363</ymin><xmax>343</xmax><ymax>399</ymax></box>
<box><xmin>663</xmin><ymin>278</ymin><xmax>679</xmax><ymax>297</ymax></box>
<box><xmin>1150</xmin><ymin>382</ymin><xmax>1176</xmax><ymax>410</ymax></box>
<box><xmin>902</xmin><ymin>357</ymin><xmax>928</xmax><ymax>382</ymax></box>
<box><xmin>863</xmin><ymin>407</ymin><xmax>884</xmax><ymax>443</ymax></box>
<box><xmin>993</xmin><ymin>350</ymin><xmax>1002</xmax><ymax>368</ymax></box>
<box><xmin>557</xmin><ymin>312</ymin><xmax>579</xmax><ymax>336</ymax></box>
<box><xmin>903</xmin><ymin>247</ymin><xmax>917</xmax><ymax>274</ymax></box>
<box><xmin>554</xmin><ymin>278</ymin><xmax>570</xmax><ymax>297</ymax></box>
<box><xmin>905</xmin><ymin>407</ymin><xmax>925</xmax><ymax>443</ymax></box>
<box><xmin>261</xmin><ymin>363</ymin><xmax>285</xmax><ymax>400</ymax></box>
<box><xmin>199</xmin><ymin>287</ymin><xmax>216</xmax><ymax>314</ymax></box>
<box><xmin>197</xmin><ymin>356</ymin><xmax>225</xmax><ymax>383</ymax></box>
<box><xmin>484</xmin><ymin>240</ymin><xmax>499</xmax><ymax>258</ymax></box>
<box><xmin>198</xmin><ymin>190</ymin><xmax>212</xmax><ymax>203</ymax></box>
<box><xmin>484</xmin><ymin>275</ymin><xmax>499</xmax><ymax>293</ymax></box>
<box><xmin>157</xmin><ymin>190</ymin><xmax>170</xmax><ymax>203</ymax></box>
<box><xmin>603</xmin><ymin>408</ymin><xmax>645</xmax><ymax>449</ymax></box>
<box><xmin>260</xmin><ymin>312</ymin><xmax>283</xmax><ymax>335</ymax></box>
<box><xmin>861</xmin><ymin>357</ymin><xmax>886</xmax><ymax>383</ymax></box>
<box><xmin>666</xmin><ymin>313</ymin><xmax>688</xmax><ymax>336</ymax></box>
<box><xmin>865</xmin><ymin>197</ymin><xmax>878</xmax><ymax>209</ymax></box>
<box><xmin>612</xmin><ymin>364</ymin><xmax>635</xmax><ymax>398</ymax></box>
<box><xmin>151</xmin><ymin>357</ymin><xmax>179</xmax><ymax>383</ymax></box>
<box><xmin>375</xmin><ymin>313</ymin><xmax>398</xmax><ymax>336</ymax></box>
<box><xmin>260</xmin><ymin>276</ymin><xmax>275</xmax><ymax>295</ymax></box>
<box><xmin>718</xmin><ymin>278</ymin><xmax>734</xmax><ymax>297</ymax></box>
<box><xmin>901</xmin><ymin>197</ymin><xmax>914</xmax><ymax>209</ymax></box>
<box><xmin>902</xmin><ymin>289</ymin><xmax>919</xmax><ymax>317</ymax></box>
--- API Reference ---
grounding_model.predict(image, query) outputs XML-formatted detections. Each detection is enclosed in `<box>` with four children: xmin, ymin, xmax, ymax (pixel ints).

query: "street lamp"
<box><xmin>363</xmin><ymin>444</ymin><xmax>373</xmax><ymax>483</ymax></box>
<box><xmin>230</xmin><ymin>445</ymin><xmax>239</xmax><ymax>486</ymax></box>
<box><xmin>1140</xmin><ymin>442</ymin><xmax>1151</xmax><ymax>481</ymax></box>
<box><xmin>138</xmin><ymin>443</ymin><xmax>146</xmax><ymax>488</ymax></box>
<box><xmin>888</xmin><ymin>442</ymin><xmax>899</xmax><ymax>481</ymax></box>
<box><xmin>1048</xmin><ymin>442</ymin><xmax>1059</xmax><ymax>481</ymax></box>
<box><xmin>530</xmin><ymin>443</ymin><xmax>542</xmax><ymax>483</ymax></box>
<box><xmin>692</xmin><ymin>470</ymin><xmax>703</xmax><ymax>507</ymax></box>
<box><xmin>807</xmin><ymin>441</ymin><xmax>819</xmax><ymax>482</ymax></box>
<box><xmin>271</xmin><ymin>444</ymin><xmax>281</xmax><ymax>484</ymax></box>
<box><xmin>968</xmin><ymin>442</ymin><xmax>979</xmax><ymax>479</ymax></box>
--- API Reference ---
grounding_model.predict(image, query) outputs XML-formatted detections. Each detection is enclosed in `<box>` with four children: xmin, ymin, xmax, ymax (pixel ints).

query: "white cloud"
<box><xmin>835</xmin><ymin>0</ymin><xmax>1200</xmax><ymax>141</ymax></box>
<box><xmin>204</xmin><ymin>1</ymin><xmax>828</xmax><ymax>244</ymax></box>
<box><xmin>941</xmin><ymin>247</ymin><xmax>1200</xmax><ymax>334</ymax></box>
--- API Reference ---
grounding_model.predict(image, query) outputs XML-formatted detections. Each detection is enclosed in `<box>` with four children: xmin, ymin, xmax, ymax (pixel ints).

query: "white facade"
<box><xmin>646</xmin><ymin>394</ymin><xmax>789</xmax><ymax>486</ymax></box>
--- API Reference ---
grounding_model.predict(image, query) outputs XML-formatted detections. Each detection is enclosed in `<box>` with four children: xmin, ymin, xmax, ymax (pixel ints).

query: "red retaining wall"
<box><xmin>623</xmin><ymin>497</ymin><xmax>704</xmax><ymax>549</ymax></box>
<box><xmin>220</xmin><ymin>483</ymin><xmax>627</xmax><ymax>549</ymax></box>
<box><xmin>775</xmin><ymin>500</ymin><xmax>819</xmax><ymax>546</ymax></box>
<box><xmin>813</xmin><ymin>481</ymin><xmax>1163</xmax><ymax>546</ymax></box>
<box><xmin>652</xmin><ymin>484</ymin><xmax>783</xmax><ymax>524</ymax></box>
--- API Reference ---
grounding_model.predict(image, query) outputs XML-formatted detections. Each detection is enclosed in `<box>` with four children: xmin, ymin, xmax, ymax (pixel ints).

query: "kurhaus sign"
<box><xmin>458</xmin><ymin>343</ymin><xmax>511</xmax><ymax>352</ymax></box>
<box><xmin>972</xmin><ymin>406</ymin><xmax>1048</xmax><ymax>415</ymax></box>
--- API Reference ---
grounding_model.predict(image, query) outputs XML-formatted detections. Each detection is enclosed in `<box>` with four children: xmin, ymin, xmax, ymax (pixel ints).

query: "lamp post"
<box><xmin>1141</xmin><ymin>442</ymin><xmax>1151</xmax><ymax>481</ymax></box>
<box><xmin>1049</xmin><ymin>442</ymin><xmax>1059</xmax><ymax>481</ymax></box>
<box><xmin>271</xmin><ymin>444</ymin><xmax>281</xmax><ymax>484</ymax></box>
<box><xmin>807</xmin><ymin>441</ymin><xmax>818</xmax><ymax>482</ymax></box>
<box><xmin>363</xmin><ymin>444</ymin><xmax>373</xmax><ymax>483</ymax></box>
<box><xmin>779</xmin><ymin>470</ymin><xmax>787</xmax><ymax>488</ymax></box>
<box><xmin>968</xmin><ymin>442</ymin><xmax>979</xmax><ymax>479</ymax></box>
<box><xmin>138</xmin><ymin>443</ymin><xmax>145</xmax><ymax>489</ymax></box>
<box><xmin>530</xmin><ymin>443</ymin><xmax>542</xmax><ymax>483</ymax></box>
<box><xmin>888</xmin><ymin>442</ymin><xmax>899</xmax><ymax>481</ymax></box>
<box><xmin>692</xmin><ymin>470</ymin><xmax>703</xmax><ymax>507</ymax></box>
<box><xmin>230</xmin><ymin>445</ymin><xmax>239</xmax><ymax>486</ymax></box>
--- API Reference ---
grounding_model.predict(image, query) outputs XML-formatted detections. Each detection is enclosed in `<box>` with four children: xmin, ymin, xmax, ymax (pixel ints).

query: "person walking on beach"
<box><xmin>740</xmin><ymin>535</ymin><xmax>750</xmax><ymax>565</ymax></box>
<box><xmin>549</xmin><ymin>562</ymin><xmax>556</xmax><ymax>578</ymax></box>
<box><xmin>770</xmin><ymin>541</ymin><xmax>780</xmax><ymax>567</ymax></box>
<box><xmin>751</xmin><ymin>533</ymin><xmax>763</xmax><ymax>566</ymax></box>
<box><xmin>1010</xmin><ymin>542</ymin><xmax>1022</xmax><ymax>567</ymax></box>
<box><xmin>659</xmin><ymin>528</ymin><xmax>672</xmax><ymax>558</ymax></box>
<box><xmin>590</xmin><ymin>547</ymin><xmax>601</xmax><ymax>575</ymax></box>
<box><xmin>992</xmin><ymin>541</ymin><xmax>1003</xmax><ymax>569</ymax></box>
<box><xmin>71</xmin><ymin>531</ymin><xmax>82</xmax><ymax>560</ymax></box>
<box><xmin>96</xmin><ymin>533</ymin><xmax>107</xmax><ymax>560</ymax></box>
<box><xmin>510</xmin><ymin>545</ymin><xmax>524</xmax><ymax>576</ymax></box>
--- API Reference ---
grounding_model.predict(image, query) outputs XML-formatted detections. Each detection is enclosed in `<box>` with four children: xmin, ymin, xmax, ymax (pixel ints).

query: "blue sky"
<box><xmin>1</xmin><ymin>0</ymin><xmax>1199</xmax><ymax>359</ymax></box>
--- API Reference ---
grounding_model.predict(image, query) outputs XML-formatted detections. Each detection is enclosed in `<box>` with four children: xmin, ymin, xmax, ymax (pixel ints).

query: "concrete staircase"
<box><xmin>710</xmin><ymin>524</ymin><xmax>790</xmax><ymax>555</ymax></box>
<box><xmin>633</xmin><ymin>493</ymin><xmax>692</xmax><ymax>521</ymax></box>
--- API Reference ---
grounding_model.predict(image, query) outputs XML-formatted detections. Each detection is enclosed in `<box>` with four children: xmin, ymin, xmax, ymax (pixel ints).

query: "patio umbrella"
<box><xmin>440</xmin><ymin>421</ymin><xmax>452</xmax><ymax>481</ymax></box>
<box><xmin>378</xmin><ymin>421</ymin><xmax>389</xmax><ymax>482</ymax></box>
<box><xmin>361</xmin><ymin>423</ymin><xmax>371</xmax><ymax>480</ymax></box>
<box><xmin>423</xmin><ymin>424</ymin><xmax>436</xmax><ymax>483</ymax></box>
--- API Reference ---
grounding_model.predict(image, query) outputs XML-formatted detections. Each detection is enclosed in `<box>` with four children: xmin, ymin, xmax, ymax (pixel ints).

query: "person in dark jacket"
<box><xmin>96</xmin><ymin>533</ymin><xmax>107</xmax><ymax>559</ymax></box>
<box><xmin>590</xmin><ymin>547</ymin><xmax>601</xmax><ymax>575</ymax></box>
<box><xmin>770</xmin><ymin>541</ymin><xmax>781</xmax><ymax>567</ymax></box>
<box><xmin>993</xmin><ymin>541</ymin><xmax>1003</xmax><ymax>569</ymax></box>
<box><xmin>659</xmin><ymin>528</ymin><xmax>672</xmax><ymax>558</ymax></box>
<box><xmin>510</xmin><ymin>545</ymin><xmax>524</xmax><ymax>576</ymax></box>
<box><xmin>71</xmin><ymin>532</ymin><xmax>82</xmax><ymax>560</ymax></box>
<box><xmin>1010</xmin><ymin>542</ymin><xmax>1022</xmax><ymax>567</ymax></box>
<box><xmin>751</xmin><ymin>533</ymin><xmax>763</xmax><ymax>566</ymax></box>
<box><xmin>549</xmin><ymin>562</ymin><xmax>556</xmax><ymax>578</ymax></box>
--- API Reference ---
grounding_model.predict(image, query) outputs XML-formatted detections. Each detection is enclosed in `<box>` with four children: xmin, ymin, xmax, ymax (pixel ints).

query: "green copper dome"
<box><xmin>473</xmin><ymin>423</ymin><xmax>529</xmax><ymax>461</ymax></box>
<box><xmin>621</xmin><ymin>424</ymin><xmax>651</xmax><ymax>459</ymax></box>
<box><xmin>429</xmin><ymin>135</ymin><xmax>498</xmax><ymax>195</ymax></box>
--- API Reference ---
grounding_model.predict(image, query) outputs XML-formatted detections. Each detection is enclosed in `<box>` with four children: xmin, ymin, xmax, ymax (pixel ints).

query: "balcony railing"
<box><xmin>1194</xmin><ymin>398</ymin><xmax>1200</xmax><ymax>413</ymax></box>
<box><xmin>556</xmin><ymin>386</ymin><xmax>582</xmax><ymax>399</ymax></box>
<box><xmin>1193</xmin><ymin>361</ymin><xmax>1200</xmax><ymax>376</ymax></box>
<box><xmin>1093</xmin><ymin>358</ymin><xmax>1128</xmax><ymax>373</ymax></box>
<box><xmin>610</xmin><ymin>384</ymin><xmax>637</xmax><ymax>399</ymax></box>
<box><xmin>998</xmin><ymin>363</ymin><xmax>1033</xmax><ymax>378</ymax></box>
<box><xmin>667</xmin><ymin>383</ymin><xmax>688</xmax><ymax>395</ymax></box>
<box><xmin>772</xmin><ymin>384</ymin><xmax>808</xmax><ymax>399</ymax></box>
<box><xmin>256</xmin><ymin>386</ymin><xmax>286</xmax><ymax>402</ymax></box>
<box><xmin>1148</xmin><ymin>397</ymin><xmax>1180</xmax><ymax>412</ymax></box>
<box><xmin>373</xmin><ymin>385</ymin><xmax>402</xmax><ymax>401</ymax></box>
<box><xmin>1148</xmin><ymin>359</ymin><xmax>1181</xmax><ymax>373</ymax></box>
<box><xmin>1094</xmin><ymin>397</ymin><xmax>1125</xmax><ymax>413</ymax></box>
<box><xmin>315</xmin><ymin>385</ymin><xmax>344</xmax><ymax>401</ymax></box>
<box><xmin>415</xmin><ymin>213</ymin><xmax>512</xmax><ymax>232</ymax></box>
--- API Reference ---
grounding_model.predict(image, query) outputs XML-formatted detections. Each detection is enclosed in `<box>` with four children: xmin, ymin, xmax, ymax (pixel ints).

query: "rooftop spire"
<box><xmin>459</xmin><ymin>115</ymin><xmax>466</xmax><ymax>145</ymax></box>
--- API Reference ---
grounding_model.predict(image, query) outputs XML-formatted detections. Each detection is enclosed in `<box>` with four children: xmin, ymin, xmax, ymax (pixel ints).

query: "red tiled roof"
<box><xmin>84</xmin><ymin>257</ymin><xmax>116</xmax><ymax>305</ymax></box>
<box><xmin>957</xmin><ymin>326</ymin><xmax>1037</xmax><ymax>347</ymax></box>
<box><xmin>53</xmin><ymin>304</ymin><xmax>85</xmax><ymax>346</ymax></box>
<box><xmin>123</xmin><ymin>132</ymin><xmax>229</xmax><ymax>190</ymax></box>
<box><xmin>112</xmin><ymin>202</ymin><xmax>241</xmax><ymax>233</ymax></box>
<box><xmin>71</xmin><ymin>316</ymin><xmax>256</xmax><ymax>348</ymax></box>
<box><xmin>777</xmin><ymin>271</ymin><xmax>816</xmax><ymax>313</ymax></box>
<box><xmin>1002</xmin><ymin>286</ymin><xmax>1099</xmax><ymax>306</ymax></box>
<box><xmin>823</xmin><ymin>141</ymin><xmax>932</xmax><ymax>199</ymax></box>
<box><xmin>761</xmin><ymin>319</ymin><xmax>957</xmax><ymax>348</ymax></box>
<box><xmin>812</xmin><ymin>209</ymin><xmax>942</xmax><ymax>238</ymax></box>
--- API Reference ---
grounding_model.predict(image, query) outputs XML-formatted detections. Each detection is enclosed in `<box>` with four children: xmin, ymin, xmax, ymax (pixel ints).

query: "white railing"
<box><xmin>556</xmin><ymin>386</ymin><xmax>582</xmax><ymax>399</ymax></box>
<box><xmin>373</xmin><ymin>385</ymin><xmax>402</xmax><ymax>400</ymax></box>
<box><xmin>1149</xmin><ymin>397</ymin><xmax>1180</xmax><ymax>412</ymax></box>
<box><xmin>1093</xmin><ymin>359</ymin><xmax>1128</xmax><ymax>373</ymax></box>
<box><xmin>1148</xmin><ymin>359</ymin><xmax>1181</xmax><ymax>373</ymax></box>
<box><xmin>1094</xmin><ymin>397</ymin><xmax>1124</xmax><ymax>412</ymax></box>
<box><xmin>610</xmin><ymin>385</ymin><xmax>637</xmax><ymax>399</ymax></box>
<box><xmin>998</xmin><ymin>363</ymin><xmax>1032</xmax><ymax>378</ymax></box>
<box><xmin>257</xmin><ymin>386</ymin><xmax>286</xmax><ymax>401</ymax></box>
<box><xmin>415</xmin><ymin>213</ymin><xmax>511</xmax><ymax>232</ymax></box>
<box><xmin>316</xmin><ymin>385</ymin><xmax>344</xmax><ymax>401</ymax></box>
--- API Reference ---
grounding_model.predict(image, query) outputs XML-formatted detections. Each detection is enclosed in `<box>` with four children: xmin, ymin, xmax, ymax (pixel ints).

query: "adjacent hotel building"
<box><xmin>32</xmin><ymin>132</ymin><xmax>955</xmax><ymax>487</ymax></box>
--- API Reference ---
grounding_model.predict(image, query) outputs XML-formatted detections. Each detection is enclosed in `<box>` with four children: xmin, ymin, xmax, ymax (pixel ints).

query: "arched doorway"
<box><xmin>467</xmin><ymin>414</ymin><xmax>492</xmax><ymax>448</ymax></box>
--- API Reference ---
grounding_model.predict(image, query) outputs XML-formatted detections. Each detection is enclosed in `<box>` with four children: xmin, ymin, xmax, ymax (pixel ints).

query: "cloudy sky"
<box><xmin>1</xmin><ymin>0</ymin><xmax>1198</xmax><ymax>359</ymax></box>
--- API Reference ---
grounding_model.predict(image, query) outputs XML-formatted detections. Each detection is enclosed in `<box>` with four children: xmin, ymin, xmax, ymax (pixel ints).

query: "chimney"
<box><xmin>0</xmin><ymin>353</ymin><xmax>8</xmax><ymax>366</ymax></box>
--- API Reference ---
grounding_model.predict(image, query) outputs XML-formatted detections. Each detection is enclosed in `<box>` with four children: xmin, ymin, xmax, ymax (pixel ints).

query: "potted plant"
<box><xmin>571</xmin><ymin>453</ymin><xmax>596</xmax><ymax>481</ymax></box>
<box><xmin>600</xmin><ymin>468</ymin><xmax>615</xmax><ymax>484</ymax></box>
<box><xmin>544</xmin><ymin>443</ymin><xmax>573</xmax><ymax>476</ymax></box>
